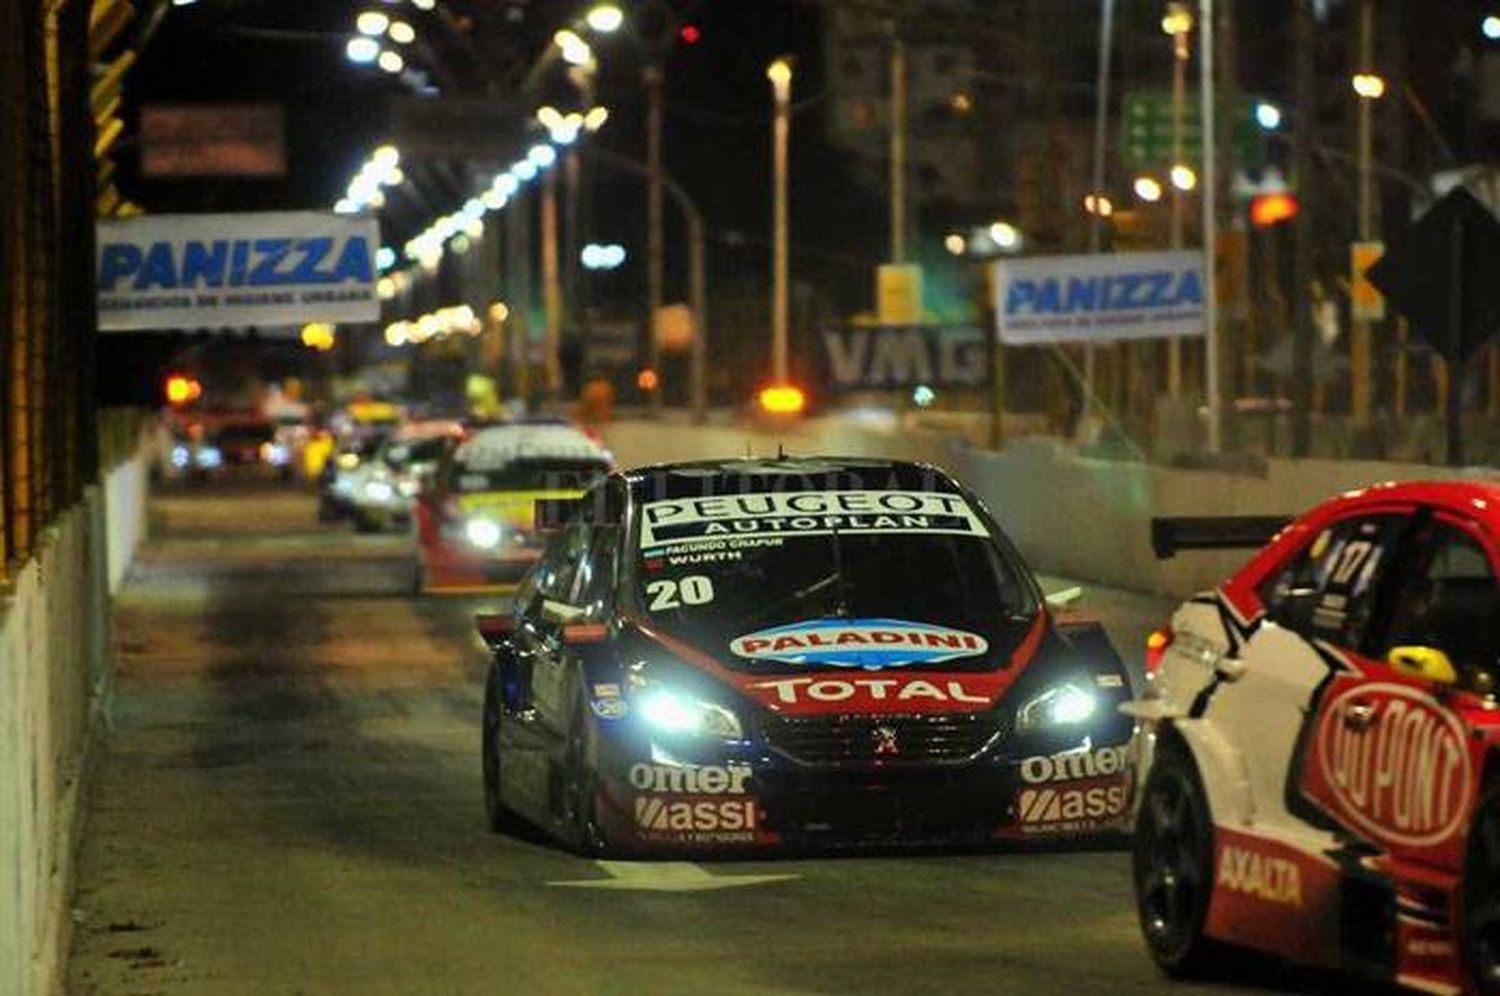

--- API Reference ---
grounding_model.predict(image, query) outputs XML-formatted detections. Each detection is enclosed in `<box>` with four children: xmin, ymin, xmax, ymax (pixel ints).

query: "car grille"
<box><xmin>760</xmin><ymin>710</ymin><xmax>1010</xmax><ymax>766</ymax></box>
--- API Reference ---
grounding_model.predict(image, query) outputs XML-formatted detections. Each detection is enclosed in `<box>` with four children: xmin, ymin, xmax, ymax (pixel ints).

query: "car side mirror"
<box><xmin>1045</xmin><ymin>586</ymin><xmax>1084</xmax><ymax>611</ymax></box>
<box><xmin>1387</xmin><ymin>645</ymin><xmax>1459</xmax><ymax>686</ymax></box>
<box><xmin>541</xmin><ymin>599</ymin><xmax>587</xmax><ymax>626</ymax></box>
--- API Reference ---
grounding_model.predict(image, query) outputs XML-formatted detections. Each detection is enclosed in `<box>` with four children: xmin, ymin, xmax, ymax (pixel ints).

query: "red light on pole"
<box><xmin>678</xmin><ymin>23</ymin><xmax>701</xmax><ymax>44</ymax></box>
<box><xmin>1250</xmin><ymin>192</ymin><xmax>1299</xmax><ymax>228</ymax></box>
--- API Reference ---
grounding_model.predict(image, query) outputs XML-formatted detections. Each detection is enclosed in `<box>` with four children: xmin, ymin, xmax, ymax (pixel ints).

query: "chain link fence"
<box><xmin>0</xmin><ymin>0</ymin><xmax>99</xmax><ymax>578</ymax></box>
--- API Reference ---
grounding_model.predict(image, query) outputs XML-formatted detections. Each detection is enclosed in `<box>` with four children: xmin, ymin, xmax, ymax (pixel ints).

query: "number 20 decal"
<box><xmin>646</xmin><ymin>575</ymin><xmax>716</xmax><ymax>610</ymax></box>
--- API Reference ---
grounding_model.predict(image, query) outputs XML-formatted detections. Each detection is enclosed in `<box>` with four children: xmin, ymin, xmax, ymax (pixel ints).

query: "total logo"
<box><xmin>1217</xmin><ymin>844</ymin><xmax>1303</xmax><ymax>908</ymax></box>
<box><xmin>731</xmin><ymin>618</ymin><xmax>988</xmax><ymax>670</ymax></box>
<box><xmin>1020</xmin><ymin>745</ymin><xmax>1130</xmax><ymax>785</ymax></box>
<box><xmin>750</xmin><ymin>676</ymin><xmax>990</xmax><ymax>707</ymax></box>
<box><xmin>1313</xmin><ymin>682</ymin><xmax>1471</xmax><ymax>847</ymax></box>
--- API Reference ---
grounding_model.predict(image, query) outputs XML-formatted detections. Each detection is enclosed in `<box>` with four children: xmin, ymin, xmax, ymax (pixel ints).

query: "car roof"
<box><xmin>622</xmin><ymin>457</ymin><xmax>961</xmax><ymax>501</ymax></box>
<box><xmin>456</xmin><ymin>424</ymin><xmax>607</xmax><ymax>465</ymax></box>
<box><xmin>1315</xmin><ymin>479</ymin><xmax>1500</xmax><ymax>524</ymax></box>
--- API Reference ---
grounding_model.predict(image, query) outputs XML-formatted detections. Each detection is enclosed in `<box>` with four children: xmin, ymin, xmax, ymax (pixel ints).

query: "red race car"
<box><xmin>1126</xmin><ymin>481</ymin><xmax>1500</xmax><ymax>995</ymax></box>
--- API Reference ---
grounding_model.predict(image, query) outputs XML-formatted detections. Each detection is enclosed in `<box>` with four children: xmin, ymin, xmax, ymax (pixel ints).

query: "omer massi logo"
<box><xmin>730</xmin><ymin>618</ymin><xmax>989</xmax><ymax>670</ymax></box>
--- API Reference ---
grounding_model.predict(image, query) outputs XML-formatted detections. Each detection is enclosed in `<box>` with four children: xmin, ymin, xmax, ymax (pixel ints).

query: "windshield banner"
<box><xmin>97</xmin><ymin>211</ymin><xmax>380</xmax><ymax>331</ymax></box>
<box><xmin>640</xmin><ymin>490</ymin><xmax>987</xmax><ymax>550</ymax></box>
<box><xmin>991</xmin><ymin>249</ymin><xmax>1206</xmax><ymax>345</ymax></box>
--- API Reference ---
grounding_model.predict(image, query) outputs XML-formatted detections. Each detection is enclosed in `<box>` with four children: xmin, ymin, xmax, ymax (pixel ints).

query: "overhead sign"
<box><xmin>823</xmin><ymin>325</ymin><xmax>987</xmax><ymax>390</ymax></box>
<box><xmin>991</xmin><ymin>250</ymin><xmax>1206</xmax><ymax>346</ymax></box>
<box><xmin>97</xmin><ymin>212</ymin><xmax>381</xmax><ymax>331</ymax></box>
<box><xmin>1121</xmin><ymin>90</ymin><xmax>1266</xmax><ymax>171</ymax></box>
<box><xmin>141</xmin><ymin>104</ymin><xmax>286</xmax><ymax>178</ymax></box>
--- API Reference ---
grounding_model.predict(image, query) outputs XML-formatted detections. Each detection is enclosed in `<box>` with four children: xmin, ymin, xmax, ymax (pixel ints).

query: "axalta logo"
<box><xmin>731</xmin><ymin>618</ymin><xmax>988</xmax><ymax>670</ymax></box>
<box><xmin>634</xmin><ymin>797</ymin><xmax>758</xmax><ymax>834</ymax></box>
<box><xmin>1314</xmin><ymin>682</ymin><xmax>1471</xmax><ymax>848</ymax></box>
<box><xmin>628</xmin><ymin>763</ymin><xmax>752</xmax><ymax>795</ymax></box>
<box><xmin>1020</xmin><ymin>745</ymin><xmax>1129</xmax><ymax>785</ymax></box>
<box><xmin>1217</xmin><ymin>845</ymin><xmax>1303</xmax><ymax>907</ymax></box>
<box><xmin>751</xmin><ymin>676</ymin><xmax>989</xmax><ymax>706</ymax></box>
<box><xmin>98</xmin><ymin>236</ymin><xmax>374</xmax><ymax>292</ymax></box>
<box><xmin>1015</xmin><ymin>779</ymin><xmax>1127</xmax><ymax>825</ymax></box>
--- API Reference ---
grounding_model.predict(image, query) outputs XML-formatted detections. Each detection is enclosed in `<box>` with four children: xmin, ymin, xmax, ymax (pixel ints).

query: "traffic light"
<box><xmin>1250</xmin><ymin>192</ymin><xmax>1299</xmax><ymax>228</ymax></box>
<box><xmin>164</xmin><ymin>374</ymin><xmax>202</xmax><ymax>406</ymax></box>
<box><xmin>678</xmin><ymin>23</ymin><xmax>701</xmax><ymax>44</ymax></box>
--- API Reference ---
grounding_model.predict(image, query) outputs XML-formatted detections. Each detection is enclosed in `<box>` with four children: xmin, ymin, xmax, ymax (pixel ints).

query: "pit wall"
<box><xmin>601</xmin><ymin>416</ymin><xmax>1479</xmax><ymax>600</ymax></box>
<box><xmin>0</xmin><ymin>418</ymin><xmax>151</xmax><ymax>996</ymax></box>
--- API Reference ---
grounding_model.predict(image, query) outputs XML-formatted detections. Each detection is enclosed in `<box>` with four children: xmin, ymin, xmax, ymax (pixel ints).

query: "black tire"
<box><xmin>353</xmin><ymin>510</ymin><xmax>380</xmax><ymax>534</ymax></box>
<box><xmin>562</xmin><ymin>675</ymin><xmax>610</xmax><ymax>855</ymax></box>
<box><xmin>1133</xmin><ymin>741</ymin><xmax>1224</xmax><ymax>978</ymax></box>
<box><xmin>481</xmin><ymin>673</ymin><xmax>524</xmax><ymax>834</ymax></box>
<box><xmin>1463</xmin><ymin>784</ymin><xmax>1500</xmax><ymax>996</ymax></box>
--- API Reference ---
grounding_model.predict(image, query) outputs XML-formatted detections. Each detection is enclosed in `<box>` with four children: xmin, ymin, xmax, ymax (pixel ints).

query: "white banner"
<box><xmin>97</xmin><ymin>211</ymin><xmax>380</xmax><ymax>331</ymax></box>
<box><xmin>991</xmin><ymin>250</ymin><xmax>1206</xmax><ymax>345</ymax></box>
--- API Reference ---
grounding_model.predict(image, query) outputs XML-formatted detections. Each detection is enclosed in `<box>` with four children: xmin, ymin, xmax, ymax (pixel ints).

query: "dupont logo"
<box><xmin>1314</xmin><ymin>682</ymin><xmax>1471</xmax><ymax>848</ymax></box>
<box><xmin>730</xmin><ymin>618</ymin><xmax>989</xmax><ymax>670</ymax></box>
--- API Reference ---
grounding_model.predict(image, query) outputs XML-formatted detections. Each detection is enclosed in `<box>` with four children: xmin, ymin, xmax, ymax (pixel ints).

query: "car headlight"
<box><xmin>170</xmin><ymin>445</ymin><xmax>190</xmax><ymax>468</ymax></box>
<box><xmin>195</xmin><ymin>446</ymin><xmax>222</xmax><ymax>469</ymax></box>
<box><xmin>464</xmin><ymin>518</ymin><xmax>503</xmax><ymax>549</ymax></box>
<box><xmin>364</xmin><ymin>480</ymin><xmax>395</xmax><ymax>503</ymax></box>
<box><xmin>638</xmin><ymin>690</ymin><xmax>743</xmax><ymax>739</ymax></box>
<box><xmin>397</xmin><ymin>478</ymin><xmax>420</xmax><ymax>498</ymax></box>
<box><xmin>1016</xmin><ymin>683</ymin><xmax>1098</xmax><ymax>733</ymax></box>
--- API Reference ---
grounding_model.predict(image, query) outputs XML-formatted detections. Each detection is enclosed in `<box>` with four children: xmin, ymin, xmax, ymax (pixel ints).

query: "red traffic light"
<box><xmin>678</xmin><ymin>23</ymin><xmax>701</xmax><ymax>44</ymax></box>
<box><xmin>1250</xmin><ymin>192</ymin><xmax>1299</xmax><ymax>228</ymax></box>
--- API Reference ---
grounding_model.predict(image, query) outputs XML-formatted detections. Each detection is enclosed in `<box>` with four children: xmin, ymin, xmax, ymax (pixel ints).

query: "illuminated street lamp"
<box><xmin>1352</xmin><ymin>73</ymin><xmax>1386</xmax><ymax>99</ymax></box>
<box><xmin>988</xmin><ymin>220</ymin><xmax>1021</xmax><ymax>251</ymax></box>
<box><xmin>1083</xmin><ymin>192</ymin><xmax>1114</xmax><ymax>218</ymax></box>
<box><xmin>1160</xmin><ymin>2</ymin><xmax>1193</xmax><ymax>37</ymax></box>
<box><xmin>1133</xmin><ymin>176</ymin><xmax>1164</xmax><ymax>202</ymax></box>
<box><xmin>378</xmin><ymin>49</ymin><xmax>404</xmax><ymax>74</ymax></box>
<box><xmin>1485</xmin><ymin>15</ymin><xmax>1500</xmax><ymax>40</ymax></box>
<box><xmin>554</xmin><ymin>29</ymin><xmax>593</xmax><ymax>67</ymax></box>
<box><xmin>345</xmin><ymin>37</ymin><xmax>379</xmax><ymax>64</ymax></box>
<box><xmin>356</xmin><ymin>10</ymin><xmax>390</xmax><ymax>36</ymax></box>
<box><xmin>387</xmin><ymin>20</ymin><xmax>415</xmax><ymax>45</ymax></box>
<box><xmin>1254</xmin><ymin>101</ymin><xmax>1282</xmax><ymax>130</ymax></box>
<box><xmin>1169</xmin><ymin>164</ymin><xmax>1198</xmax><ymax>191</ymax></box>
<box><xmin>585</xmin><ymin>4</ymin><xmax>624</xmax><ymax>33</ymax></box>
<box><xmin>944</xmin><ymin>233</ymin><xmax>966</xmax><ymax>255</ymax></box>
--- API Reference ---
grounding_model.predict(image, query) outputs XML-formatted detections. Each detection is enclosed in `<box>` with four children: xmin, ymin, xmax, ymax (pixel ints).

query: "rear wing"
<box><xmin>1150</xmin><ymin>516</ymin><xmax>1291</xmax><ymax>560</ymax></box>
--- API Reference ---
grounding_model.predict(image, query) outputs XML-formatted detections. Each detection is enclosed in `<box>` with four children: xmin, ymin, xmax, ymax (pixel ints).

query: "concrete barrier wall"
<box><xmin>0</xmin><ymin>432</ymin><xmax>149</xmax><ymax>996</ymax></box>
<box><xmin>602</xmin><ymin>417</ymin><xmax>1479</xmax><ymax>599</ymax></box>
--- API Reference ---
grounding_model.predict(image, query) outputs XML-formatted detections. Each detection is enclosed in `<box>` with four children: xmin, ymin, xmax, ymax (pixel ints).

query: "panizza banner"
<box><xmin>991</xmin><ymin>249</ymin><xmax>1206</xmax><ymax>345</ymax></box>
<box><xmin>96</xmin><ymin>211</ymin><xmax>381</xmax><ymax>331</ymax></box>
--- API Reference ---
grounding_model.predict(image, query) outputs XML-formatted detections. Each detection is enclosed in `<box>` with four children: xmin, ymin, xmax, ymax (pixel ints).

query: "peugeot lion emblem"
<box><xmin>872</xmin><ymin>724</ymin><xmax>900</xmax><ymax>756</ymax></box>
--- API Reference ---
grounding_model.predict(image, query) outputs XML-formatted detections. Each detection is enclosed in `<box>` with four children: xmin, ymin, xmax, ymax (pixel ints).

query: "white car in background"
<box><xmin>347</xmin><ymin>420</ymin><xmax>464</xmax><ymax>533</ymax></box>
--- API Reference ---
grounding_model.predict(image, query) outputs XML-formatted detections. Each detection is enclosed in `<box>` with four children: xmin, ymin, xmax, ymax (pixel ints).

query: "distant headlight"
<box><xmin>1016</xmin><ymin>683</ymin><xmax>1098</xmax><ymax>733</ymax></box>
<box><xmin>464</xmin><ymin>518</ymin><xmax>503</xmax><ymax>549</ymax></box>
<box><xmin>363</xmin><ymin>480</ymin><xmax>395</xmax><ymax>503</ymax></box>
<box><xmin>397</xmin><ymin>478</ymin><xmax>420</xmax><ymax>498</ymax></box>
<box><xmin>194</xmin><ymin>446</ymin><xmax>223</xmax><ymax>469</ymax></box>
<box><xmin>260</xmin><ymin>442</ymin><xmax>290</xmax><ymax>465</ymax></box>
<box><xmin>638</xmin><ymin>690</ymin><xmax>743</xmax><ymax>739</ymax></box>
<box><xmin>170</xmin><ymin>445</ymin><xmax>190</xmax><ymax>468</ymax></box>
<box><xmin>336</xmin><ymin>452</ymin><xmax>360</xmax><ymax>470</ymax></box>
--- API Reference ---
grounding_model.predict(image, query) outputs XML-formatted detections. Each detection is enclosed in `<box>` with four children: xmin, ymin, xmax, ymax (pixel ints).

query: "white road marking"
<box><xmin>548</xmin><ymin>860</ymin><xmax>798</xmax><ymax>892</ymax></box>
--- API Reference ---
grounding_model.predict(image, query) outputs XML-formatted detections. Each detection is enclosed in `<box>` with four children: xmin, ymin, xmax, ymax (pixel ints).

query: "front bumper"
<box><xmin>591</xmin><ymin>708</ymin><xmax>1135</xmax><ymax>851</ymax></box>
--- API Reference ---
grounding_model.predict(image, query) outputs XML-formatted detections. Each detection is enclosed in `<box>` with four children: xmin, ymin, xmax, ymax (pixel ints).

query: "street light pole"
<box><xmin>889</xmin><ymin>26</ymin><xmax>907</xmax><ymax>264</ymax></box>
<box><xmin>769</xmin><ymin>57</ymin><xmax>793</xmax><ymax>386</ymax></box>
<box><xmin>1352</xmin><ymin>0</ymin><xmax>1377</xmax><ymax>426</ymax></box>
<box><xmin>1200</xmin><ymin>0</ymin><xmax>1222</xmax><ymax>453</ymax></box>
<box><xmin>1164</xmin><ymin>2</ymin><xmax>1191</xmax><ymax>399</ymax></box>
<box><xmin>644</xmin><ymin>63</ymin><xmax>665</xmax><ymax>411</ymax></box>
<box><xmin>1083</xmin><ymin>0</ymin><xmax>1115</xmax><ymax>432</ymax></box>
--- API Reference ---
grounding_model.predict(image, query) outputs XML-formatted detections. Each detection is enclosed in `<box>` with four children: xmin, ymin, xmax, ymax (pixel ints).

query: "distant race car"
<box><xmin>317</xmin><ymin>433</ymin><xmax>388</xmax><ymax>523</ymax></box>
<box><xmin>413</xmin><ymin>423</ymin><xmax>612</xmax><ymax>593</ymax></box>
<box><xmin>1125</xmin><ymin>482</ymin><xmax>1500</xmax><ymax>995</ymax></box>
<box><xmin>476</xmin><ymin>457</ymin><xmax>1135</xmax><ymax>854</ymax></box>
<box><xmin>346</xmin><ymin>420</ymin><xmax>464</xmax><ymax>533</ymax></box>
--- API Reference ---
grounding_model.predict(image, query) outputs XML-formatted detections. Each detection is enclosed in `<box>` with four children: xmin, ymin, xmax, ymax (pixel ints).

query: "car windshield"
<box><xmin>451</xmin><ymin>457</ymin><xmax>609</xmax><ymax>494</ymax></box>
<box><xmin>633</xmin><ymin>487</ymin><xmax>1036</xmax><ymax>670</ymax></box>
<box><xmin>384</xmin><ymin>437</ymin><xmax>450</xmax><ymax>469</ymax></box>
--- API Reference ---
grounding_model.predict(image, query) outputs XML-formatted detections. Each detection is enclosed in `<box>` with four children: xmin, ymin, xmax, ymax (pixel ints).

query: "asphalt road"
<box><xmin>65</xmin><ymin>483</ymin><xmax>1290</xmax><ymax>996</ymax></box>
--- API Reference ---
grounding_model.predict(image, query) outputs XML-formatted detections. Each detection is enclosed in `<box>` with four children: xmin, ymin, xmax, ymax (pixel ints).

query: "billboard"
<box><xmin>991</xmin><ymin>250</ymin><xmax>1206</xmax><ymax>346</ymax></box>
<box><xmin>823</xmin><ymin>325</ymin><xmax>988</xmax><ymax>390</ymax></box>
<box><xmin>141</xmin><ymin>104</ymin><xmax>286</xmax><ymax>178</ymax></box>
<box><xmin>97</xmin><ymin>212</ymin><xmax>381</xmax><ymax>331</ymax></box>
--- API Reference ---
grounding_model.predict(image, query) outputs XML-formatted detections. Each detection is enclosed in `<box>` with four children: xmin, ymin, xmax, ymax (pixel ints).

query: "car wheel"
<box><xmin>1463</xmin><ymin>784</ymin><xmax>1500</xmax><ymax>996</ymax></box>
<box><xmin>482</xmin><ymin>673</ymin><xmax>524</xmax><ymax>834</ymax></box>
<box><xmin>1134</xmin><ymin>742</ymin><xmax>1222</xmax><ymax>977</ymax></box>
<box><xmin>562</xmin><ymin>675</ymin><xmax>610</xmax><ymax>855</ymax></box>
